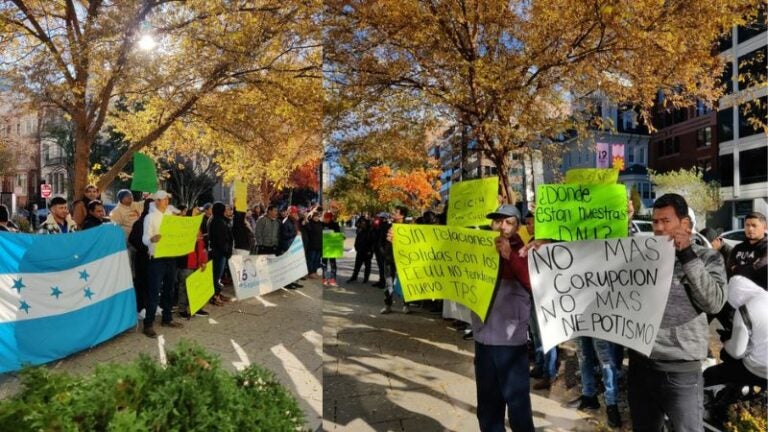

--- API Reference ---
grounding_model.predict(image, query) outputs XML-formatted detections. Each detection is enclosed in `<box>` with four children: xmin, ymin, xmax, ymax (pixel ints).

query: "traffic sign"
<box><xmin>41</xmin><ymin>184</ymin><xmax>52</xmax><ymax>198</ymax></box>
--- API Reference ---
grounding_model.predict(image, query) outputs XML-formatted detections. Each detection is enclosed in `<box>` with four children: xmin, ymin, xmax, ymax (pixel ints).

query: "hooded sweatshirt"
<box><xmin>725</xmin><ymin>276</ymin><xmax>767</xmax><ymax>379</ymax></box>
<box><xmin>208</xmin><ymin>202</ymin><xmax>233</xmax><ymax>258</ymax></box>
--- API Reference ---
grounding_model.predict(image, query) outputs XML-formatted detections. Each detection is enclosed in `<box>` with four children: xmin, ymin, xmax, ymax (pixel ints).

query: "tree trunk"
<box><xmin>489</xmin><ymin>150</ymin><xmax>513</xmax><ymax>205</ymax></box>
<box><xmin>72</xmin><ymin>113</ymin><xmax>91</xmax><ymax>201</ymax></box>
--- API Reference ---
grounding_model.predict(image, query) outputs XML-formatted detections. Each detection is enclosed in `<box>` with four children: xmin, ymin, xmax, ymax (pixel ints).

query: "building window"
<box><xmin>695</xmin><ymin>100</ymin><xmax>710</xmax><ymax>117</ymax></box>
<box><xmin>720</xmin><ymin>62</ymin><xmax>733</xmax><ymax>95</ymax></box>
<box><xmin>719</xmin><ymin>154</ymin><xmax>734</xmax><ymax>187</ymax></box>
<box><xmin>737</xmin><ymin>6</ymin><xmax>767</xmax><ymax>43</ymax></box>
<box><xmin>697</xmin><ymin>127</ymin><xmax>712</xmax><ymax>148</ymax></box>
<box><xmin>739</xmin><ymin>96</ymin><xmax>768</xmax><ymax>139</ymax></box>
<box><xmin>638</xmin><ymin>147</ymin><xmax>645</xmax><ymax>164</ymax></box>
<box><xmin>740</xmin><ymin>147</ymin><xmax>768</xmax><ymax>185</ymax></box>
<box><xmin>718</xmin><ymin>107</ymin><xmax>734</xmax><ymax>142</ymax></box>
<box><xmin>718</xmin><ymin>31</ymin><xmax>733</xmax><ymax>52</ymax></box>
<box><xmin>738</xmin><ymin>46</ymin><xmax>767</xmax><ymax>91</ymax></box>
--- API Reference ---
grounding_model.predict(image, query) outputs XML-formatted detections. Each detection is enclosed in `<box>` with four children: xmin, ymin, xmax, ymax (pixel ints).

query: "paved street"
<box><xmin>323</xmin><ymin>230</ymin><xmax>601</xmax><ymax>431</ymax></box>
<box><xmin>0</xmin><ymin>280</ymin><xmax>323</xmax><ymax>432</ymax></box>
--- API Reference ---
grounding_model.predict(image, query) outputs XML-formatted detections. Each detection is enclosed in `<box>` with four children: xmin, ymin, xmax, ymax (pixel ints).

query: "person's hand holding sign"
<box><xmin>495</xmin><ymin>236</ymin><xmax>512</xmax><ymax>260</ymax></box>
<box><xmin>670</xmin><ymin>219</ymin><xmax>692</xmax><ymax>251</ymax></box>
<box><xmin>151</xmin><ymin>234</ymin><xmax>162</xmax><ymax>243</ymax></box>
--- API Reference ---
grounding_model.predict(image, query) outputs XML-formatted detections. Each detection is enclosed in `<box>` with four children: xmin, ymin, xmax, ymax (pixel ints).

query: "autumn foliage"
<box><xmin>369</xmin><ymin>166</ymin><xmax>442</xmax><ymax>213</ymax></box>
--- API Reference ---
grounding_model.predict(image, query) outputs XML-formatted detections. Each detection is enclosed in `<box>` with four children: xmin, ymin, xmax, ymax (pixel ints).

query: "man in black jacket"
<box><xmin>279</xmin><ymin>205</ymin><xmax>303</xmax><ymax>289</ymax></box>
<box><xmin>208</xmin><ymin>202</ymin><xmax>233</xmax><ymax>304</ymax></box>
<box><xmin>728</xmin><ymin>212</ymin><xmax>767</xmax><ymax>290</ymax></box>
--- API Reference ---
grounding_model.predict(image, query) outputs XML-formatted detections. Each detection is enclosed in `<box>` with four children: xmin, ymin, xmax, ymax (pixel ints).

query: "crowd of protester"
<box><xmin>341</xmin><ymin>195</ymin><xmax>766</xmax><ymax>431</ymax></box>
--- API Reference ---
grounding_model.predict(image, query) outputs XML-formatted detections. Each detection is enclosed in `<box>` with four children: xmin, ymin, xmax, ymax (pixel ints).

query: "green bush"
<box><xmin>0</xmin><ymin>340</ymin><xmax>305</xmax><ymax>431</ymax></box>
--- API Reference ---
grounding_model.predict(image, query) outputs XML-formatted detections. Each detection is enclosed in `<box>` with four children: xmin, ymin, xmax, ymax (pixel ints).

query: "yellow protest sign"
<box><xmin>535</xmin><ymin>184</ymin><xmax>628</xmax><ymax>241</ymax></box>
<box><xmin>564</xmin><ymin>168</ymin><xmax>619</xmax><ymax>185</ymax></box>
<box><xmin>154</xmin><ymin>214</ymin><xmax>204</xmax><ymax>258</ymax></box>
<box><xmin>185</xmin><ymin>262</ymin><xmax>214</xmax><ymax>315</ymax></box>
<box><xmin>447</xmin><ymin>177</ymin><xmax>499</xmax><ymax>227</ymax></box>
<box><xmin>234</xmin><ymin>180</ymin><xmax>248</xmax><ymax>210</ymax></box>
<box><xmin>392</xmin><ymin>224</ymin><xmax>499</xmax><ymax>321</ymax></box>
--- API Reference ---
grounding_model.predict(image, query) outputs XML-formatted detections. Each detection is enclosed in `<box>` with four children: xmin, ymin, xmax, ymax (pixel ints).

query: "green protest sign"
<box><xmin>447</xmin><ymin>177</ymin><xmax>499</xmax><ymax>227</ymax></box>
<box><xmin>534</xmin><ymin>184</ymin><xmax>628</xmax><ymax>241</ymax></box>
<box><xmin>131</xmin><ymin>153</ymin><xmax>158</xmax><ymax>193</ymax></box>
<box><xmin>392</xmin><ymin>224</ymin><xmax>499</xmax><ymax>321</ymax></box>
<box><xmin>322</xmin><ymin>231</ymin><xmax>344</xmax><ymax>258</ymax></box>
<box><xmin>154</xmin><ymin>215</ymin><xmax>204</xmax><ymax>258</ymax></box>
<box><xmin>564</xmin><ymin>168</ymin><xmax>619</xmax><ymax>185</ymax></box>
<box><xmin>186</xmin><ymin>262</ymin><xmax>214</xmax><ymax>315</ymax></box>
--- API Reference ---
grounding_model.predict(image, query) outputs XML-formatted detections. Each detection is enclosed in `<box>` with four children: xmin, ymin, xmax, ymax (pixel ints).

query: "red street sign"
<box><xmin>41</xmin><ymin>184</ymin><xmax>52</xmax><ymax>198</ymax></box>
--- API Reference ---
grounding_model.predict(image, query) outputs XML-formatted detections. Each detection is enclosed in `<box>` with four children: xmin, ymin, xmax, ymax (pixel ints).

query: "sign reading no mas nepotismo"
<box><xmin>528</xmin><ymin>236</ymin><xmax>675</xmax><ymax>356</ymax></box>
<box><xmin>392</xmin><ymin>224</ymin><xmax>499</xmax><ymax>321</ymax></box>
<box><xmin>447</xmin><ymin>177</ymin><xmax>499</xmax><ymax>227</ymax></box>
<box><xmin>535</xmin><ymin>184</ymin><xmax>628</xmax><ymax>241</ymax></box>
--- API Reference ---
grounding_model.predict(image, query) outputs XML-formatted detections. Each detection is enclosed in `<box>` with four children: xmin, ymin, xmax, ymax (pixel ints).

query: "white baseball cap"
<box><xmin>152</xmin><ymin>190</ymin><xmax>171</xmax><ymax>200</ymax></box>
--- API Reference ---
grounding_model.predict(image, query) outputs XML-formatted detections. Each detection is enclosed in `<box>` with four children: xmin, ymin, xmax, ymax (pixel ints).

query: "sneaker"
<box><xmin>402</xmin><ymin>305</ymin><xmax>411</xmax><ymax>314</ymax></box>
<box><xmin>532</xmin><ymin>377</ymin><xmax>552</xmax><ymax>390</ymax></box>
<box><xmin>161</xmin><ymin>321</ymin><xmax>184</xmax><ymax>328</ymax></box>
<box><xmin>380</xmin><ymin>305</ymin><xmax>392</xmax><ymax>314</ymax></box>
<box><xmin>143</xmin><ymin>326</ymin><xmax>157</xmax><ymax>338</ymax></box>
<box><xmin>322</xmin><ymin>279</ymin><xmax>328</xmax><ymax>286</ymax></box>
<box><xmin>462</xmin><ymin>329</ymin><xmax>473</xmax><ymax>340</ymax></box>
<box><xmin>329</xmin><ymin>279</ymin><xmax>338</xmax><ymax>287</ymax></box>
<box><xmin>179</xmin><ymin>310</ymin><xmax>191</xmax><ymax>320</ymax></box>
<box><xmin>606</xmin><ymin>404</ymin><xmax>622</xmax><ymax>428</ymax></box>
<box><xmin>567</xmin><ymin>395</ymin><xmax>600</xmax><ymax>411</ymax></box>
<box><xmin>218</xmin><ymin>293</ymin><xmax>232</xmax><ymax>302</ymax></box>
<box><xmin>195</xmin><ymin>309</ymin><xmax>209</xmax><ymax>316</ymax></box>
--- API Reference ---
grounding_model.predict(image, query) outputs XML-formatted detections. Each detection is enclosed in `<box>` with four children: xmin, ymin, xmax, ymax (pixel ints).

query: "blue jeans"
<box><xmin>629</xmin><ymin>354</ymin><xmax>703</xmax><ymax>432</ymax></box>
<box><xmin>211</xmin><ymin>254</ymin><xmax>228</xmax><ymax>294</ymax></box>
<box><xmin>577</xmin><ymin>337</ymin><xmax>619</xmax><ymax>405</ymax></box>
<box><xmin>145</xmin><ymin>258</ymin><xmax>176</xmax><ymax>327</ymax></box>
<box><xmin>474</xmin><ymin>343</ymin><xmax>534</xmax><ymax>432</ymax></box>
<box><xmin>322</xmin><ymin>258</ymin><xmax>337</xmax><ymax>280</ymax></box>
<box><xmin>530</xmin><ymin>304</ymin><xmax>558</xmax><ymax>378</ymax></box>
<box><xmin>308</xmin><ymin>249</ymin><xmax>322</xmax><ymax>273</ymax></box>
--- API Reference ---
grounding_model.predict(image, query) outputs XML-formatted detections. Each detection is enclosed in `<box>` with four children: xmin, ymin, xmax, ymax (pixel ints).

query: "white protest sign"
<box><xmin>229</xmin><ymin>237</ymin><xmax>309</xmax><ymax>299</ymax></box>
<box><xmin>528</xmin><ymin>236</ymin><xmax>675</xmax><ymax>356</ymax></box>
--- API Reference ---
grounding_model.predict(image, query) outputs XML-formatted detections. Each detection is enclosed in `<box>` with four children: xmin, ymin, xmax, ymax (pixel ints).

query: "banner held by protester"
<box><xmin>535</xmin><ymin>184</ymin><xmax>628</xmax><ymax>241</ymax></box>
<box><xmin>447</xmin><ymin>177</ymin><xmax>499</xmax><ymax>227</ymax></box>
<box><xmin>392</xmin><ymin>224</ymin><xmax>499</xmax><ymax>321</ymax></box>
<box><xmin>230</xmin><ymin>237</ymin><xmax>308</xmax><ymax>299</ymax></box>
<box><xmin>528</xmin><ymin>236</ymin><xmax>675</xmax><ymax>356</ymax></box>
<box><xmin>154</xmin><ymin>215</ymin><xmax>204</xmax><ymax>258</ymax></box>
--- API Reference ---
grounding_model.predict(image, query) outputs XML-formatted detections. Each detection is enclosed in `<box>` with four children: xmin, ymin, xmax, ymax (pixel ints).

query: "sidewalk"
<box><xmin>323</xmin><ymin>231</ymin><xmax>598</xmax><ymax>431</ymax></box>
<box><xmin>0</xmin><ymin>280</ymin><xmax>323</xmax><ymax>431</ymax></box>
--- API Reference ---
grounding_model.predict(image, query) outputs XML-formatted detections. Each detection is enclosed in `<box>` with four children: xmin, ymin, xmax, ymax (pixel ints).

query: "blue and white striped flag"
<box><xmin>0</xmin><ymin>224</ymin><xmax>136</xmax><ymax>372</ymax></box>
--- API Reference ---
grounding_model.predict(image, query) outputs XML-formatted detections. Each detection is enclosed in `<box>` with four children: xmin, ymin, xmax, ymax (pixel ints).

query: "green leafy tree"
<box><xmin>649</xmin><ymin>168</ymin><xmax>722</xmax><ymax>229</ymax></box>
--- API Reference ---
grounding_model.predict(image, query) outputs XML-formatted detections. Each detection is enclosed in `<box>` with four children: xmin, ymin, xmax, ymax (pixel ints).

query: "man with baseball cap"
<box><xmin>472</xmin><ymin>204</ymin><xmax>534</xmax><ymax>432</ymax></box>
<box><xmin>141</xmin><ymin>190</ymin><xmax>184</xmax><ymax>337</ymax></box>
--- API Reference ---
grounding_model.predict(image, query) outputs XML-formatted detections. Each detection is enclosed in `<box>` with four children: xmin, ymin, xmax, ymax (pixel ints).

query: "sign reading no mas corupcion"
<box><xmin>528</xmin><ymin>236</ymin><xmax>675</xmax><ymax>356</ymax></box>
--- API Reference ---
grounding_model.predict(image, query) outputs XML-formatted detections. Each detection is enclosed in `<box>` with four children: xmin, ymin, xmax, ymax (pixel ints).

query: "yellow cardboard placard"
<box><xmin>186</xmin><ymin>262</ymin><xmax>214</xmax><ymax>315</ymax></box>
<box><xmin>564</xmin><ymin>168</ymin><xmax>619</xmax><ymax>185</ymax></box>
<box><xmin>234</xmin><ymin>180</ymin><xmax>248</xmax><ymax>210</ymax></box>
<box><xmin>154</xmin><ymin>215</ymin><xmax>204</xmax><ymax>258</ymax></box>
<box><xmin>392</xmin><ymin>224</ymin><xmax>499</xmax><ymax>321</ymax></box>
<box><xmin>447</xmin><ymin>177</ymin><xmax>499</xmax><ymax>227</ymax></box>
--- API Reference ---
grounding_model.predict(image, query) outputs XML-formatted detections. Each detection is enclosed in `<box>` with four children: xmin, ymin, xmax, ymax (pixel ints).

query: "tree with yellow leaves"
<box><xmin>0</xmin><ymin>0</ymin><xmax>321</xmax><ymax>196</ymax></box>
<box><xmin>325</xmin><ymin>0</ymin><xmax>762</xmax><ymax>203</ymax></box>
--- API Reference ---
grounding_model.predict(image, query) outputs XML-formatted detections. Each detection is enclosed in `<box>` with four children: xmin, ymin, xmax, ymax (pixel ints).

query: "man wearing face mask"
<box><xmin>628</xmin><ymin>193</ymin><xmax>726</xmax><ymax>432</ymax></box>
<box><xmin>472</xmin><ymin>204</ymin><xmax>534</xmax><ymax>432</ymax></box>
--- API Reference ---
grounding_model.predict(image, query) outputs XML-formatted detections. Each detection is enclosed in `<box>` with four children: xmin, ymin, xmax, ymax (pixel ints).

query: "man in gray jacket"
<box><xmin>628</xmin><ymin>193</ymin><xmax>727</xmax><ymax>432</ymax></box>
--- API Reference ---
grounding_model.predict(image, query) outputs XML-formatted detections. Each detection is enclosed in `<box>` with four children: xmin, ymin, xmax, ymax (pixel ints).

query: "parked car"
<box><xmin>631</xmin><ymin>220</ymin><xmax>654</xmax><ymax>235</ymax></box>
<box><xmin>632</xmin><ymin>220</ymin><xmax>711</xmax><ymax>248</ymax></box>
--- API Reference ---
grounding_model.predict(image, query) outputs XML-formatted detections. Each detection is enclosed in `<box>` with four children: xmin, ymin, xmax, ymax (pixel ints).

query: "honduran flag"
<box><xmin>0</xmin><ymin>224</ymin><xmax>136</xmax><ymax>372</ymax></box>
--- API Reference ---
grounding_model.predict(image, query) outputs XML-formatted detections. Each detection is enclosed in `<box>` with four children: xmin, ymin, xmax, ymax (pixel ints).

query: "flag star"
<box><xmin>78</xmin><ymin>270</ymin><xmax>90</xmax><ymax>281</ymax></box>
<box><xmin>19</xmin><ymin>300</ymin><xmax>30</xmax><ymax>314</ymax></box>
<box><xmin>12</xmin><ymin>278</ymin><xmax>25</xmax><ymax>293</ymax></box>
<box><xmin>50</xmin><ymin>286</ymin><xmax>63</xmax><ymax>299</ymax></box>
<box><xmin>83</xmin><ymin>287</ymin><xmax>94</xmax><ymax>300</ymax></box>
